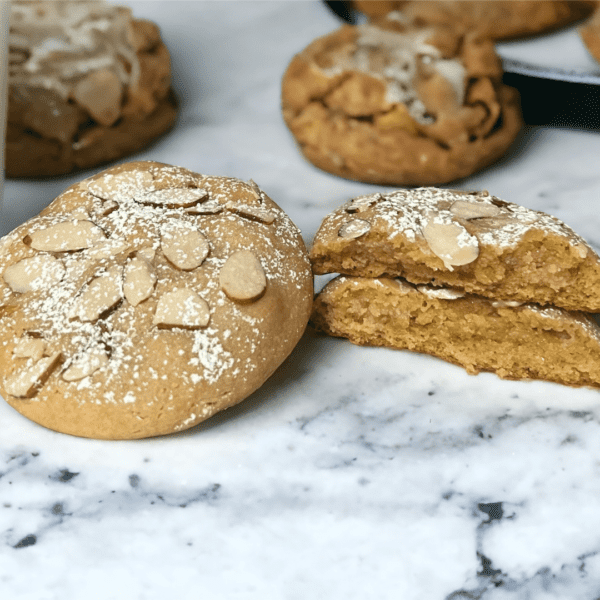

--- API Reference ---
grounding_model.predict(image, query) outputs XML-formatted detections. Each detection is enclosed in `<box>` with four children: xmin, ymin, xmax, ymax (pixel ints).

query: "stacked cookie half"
<box><xmin>311</xmin><ymin>188</ymin><xmax>600</xmax><ymax>388</ymax></box>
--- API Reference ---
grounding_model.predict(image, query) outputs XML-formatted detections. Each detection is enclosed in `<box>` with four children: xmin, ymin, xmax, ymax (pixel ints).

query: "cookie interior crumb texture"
<box><xmin>281</xmin><ymin>21</ymin><xmax>522</xmax><ymax>185</ymax></box>
<box><xmin>310</xmin><ymin>188</ymin><xmax>600</xmax><ymax>312</ymax></box>
<box><xmin>0</xmin><ymin>162</ymin><xmax>313</xmax><ymax>439</ymax></box>
<box><xmin>312</xmin><ymin>276</ymin><xmax>600</xmax><ymax>389</ymax></box>
<box><xmin>7</xmin><ymin>1</ymin><xmax>178</xmax><ymax>178</ymax></box>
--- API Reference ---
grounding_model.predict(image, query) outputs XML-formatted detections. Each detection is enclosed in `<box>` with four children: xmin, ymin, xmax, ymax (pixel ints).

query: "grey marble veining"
<box><xmin>2</xmin><ymin>2</ymin><xmax>600</xmax><ymax>599</ymax></box>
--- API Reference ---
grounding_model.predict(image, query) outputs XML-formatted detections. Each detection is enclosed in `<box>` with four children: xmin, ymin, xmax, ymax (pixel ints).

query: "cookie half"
<box><xmin>312</xmin><ymin>276</ymin><xmax>600</xmax><ymax>388</ymax></box>
<box><xmin>281</xmin><ymin>22</ymin><xmax>522</xmax><ymax>185</ymax></box>
<box><xmin>7</xmin><ymin>1</ymin><xmax>178</xmax><ymax>178</ymax></box>
<box><xmin>352</xmin><ymin>1</ymin><xmax>594</xmax><ymax>41</ymax></box>
<box><xmin>0</xmin><ymin>162</ymin><xmax>313</xmax><ymax>439</ymax></box>
<box><xmin>310</xmin><ymin>188</ymin><xmax>600</xmax><ymax>312</ymax></box>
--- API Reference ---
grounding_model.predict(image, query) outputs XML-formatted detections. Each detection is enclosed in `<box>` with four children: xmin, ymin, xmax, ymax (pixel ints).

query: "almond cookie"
<box><xmin>310</xmin><ymin>188</ymin><xmax>600</xmax><ymax>312</ymax></box>
<box><xmin>7</xmin><ymin>1</ymin><xmax>178</xmax><ymax>178</ymax></box>
<box><xmin>580</xmin><ymin>6</ymin><xmax>600</xmax><ymax>64</ymax></box>
<box><xmin>352</xmin><ymin>1</ymin><xmax>594</xmax><ymax>41</ymax></box>
<box><xmin>312</xmin><ymin>276</ymin><xmax>600</xmax><ymax>388</ymax></box>
<box><xmin>0</xmin><ymin>162</ymin><xmax>313</xmax><ymax>439</ymax></box>
<box><xmin>281</xmin><ymin>21</ymin><xmax>522</xmax><ymax>186</ymax></box>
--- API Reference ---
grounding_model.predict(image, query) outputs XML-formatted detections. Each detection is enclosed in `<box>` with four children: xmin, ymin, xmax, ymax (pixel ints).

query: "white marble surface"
<box><xmin>2</xmin><ymin>2</ymin><xmax>600</xmax><ymax>599</ymax></box>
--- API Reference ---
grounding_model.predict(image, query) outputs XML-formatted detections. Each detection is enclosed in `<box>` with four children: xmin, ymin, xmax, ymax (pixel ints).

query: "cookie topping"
<box><xmin>3</xmin><ymin>254</ymin><xmax>66</xmax><ymax>293</ymax></box>
<box><xmin>123</xmin><ymin>257</ymin><xmax>157</xmax><ymax>307</ymax></box>
<box><xmin>153</xmin><ymin>289</ymin><xmax>210</xmax><ymax>329</ymax></box>
<box><xmin>13</xmin><ymin>338</ymin><xmax>46</xmax><ymax>361</ymax></box>
<box><xmin>86</xmin><ymin>171</ymin><xmax>154</xmax><ymax>201</ymax></box>
<box><xmin>338</xmin><ymin>219</ymin><xmax>372</xmax><ymax>239</ymax></box>
<box><xmin>160</xmin><ymin>223</ymin><xmax>210</xmax><ymax>271</ymax></box>
<box><xmin>70</xmin><ymin>265</ymin><xmax>123</xmax><ymax>322</ymax></box>
<box><xmin>225</xmin><ymin>203</ymin><xmax>276</xmax><ymax>224</ymax></box>
<box><xmin>5</xmin><ymin>352</ymin><xmax>62</xmax><ymax>398</ymax></box>
<box><xmin>450</xmin><ymin>199</ymin><xmax>502</xmax><ymax>220</ymax></box>
<box><xmin>26</xmin><ymin>220</ymin><xmax>105</xmax><ymax>252</ymax></box>
<box><xmin>62</xmin><ymin>345</ymin><xmax>109</xmax><ymax>382</ymax></box>
<box><xmin>422</xmin><ymin>219</ymin><xmax>479</xmax><ymax>268</ymax></box>
<box><xmin>220</xmin><ymin>251</ymin><xmax>267</xmax><ymax>303</ymax></box>
<box><xmin>344</xmin><ymin>193</ymin><xmax>385</xmax><ymax>213</ymax></box>
<box><xmin>136</xmin><ymin>188</ymin><xmax>209</xmax><ymax>208</ymax></box>
<box><xmin>417</xmin><ymin>285</ymin><xmax>465</xmax><ymax>300</ymax></box>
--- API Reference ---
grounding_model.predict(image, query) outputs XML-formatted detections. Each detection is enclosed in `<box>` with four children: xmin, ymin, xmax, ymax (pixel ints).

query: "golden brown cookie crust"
<box><xmin>312</xmin><ymin>276</ymin><xmax>600</xmax><ymax>388</ymax></box>
<box><xmin>580</xmin><ymin>6</ymin><xmax>600</xmax><ymax>63</ymax></box>
<box><xmin>281</xmin><ymin>23</ymin><xmax>522</xmax><ymax>186</ymax></box>
<box><xmin>6</xmin><ymin>3</ymin><xmax>178</xmax><ymax>178</ymax></box>
<box><xmin>0</xmin><ymin>162</ymin><xmax>313</xmax><ymax>439</ymax></box>
<box><xmin>310</xmin><ymin>188</ymin><xmax>600</xmax><ymax>312</ymax></box>
<box><xmin>353</xmin><ymin>1</ymin><xmax>595</xmax><ymax>41</ymax></box>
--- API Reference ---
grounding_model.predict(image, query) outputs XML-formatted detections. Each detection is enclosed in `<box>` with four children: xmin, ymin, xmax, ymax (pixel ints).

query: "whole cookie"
<box><xmin>7</xmin><ymin>1</ymin><xmax>178</xmax><ymax>178</ymax></box>
<box><xmin>281</xmin><ymin>22</ymin><xmax>522</xmax><ymax>186</ymax></box>
<box><xmin>0</xmin><ymin>162</ymin><xmax>313</xmax><ymax>439</ymax></box>
<box><xmin>352</xmin><ymin>1</ymin><xmax>594</xmax><ymax>40</ymax></box>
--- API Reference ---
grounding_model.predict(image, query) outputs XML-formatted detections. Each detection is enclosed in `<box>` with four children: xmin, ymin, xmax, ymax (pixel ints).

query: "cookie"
<box><xmin>580</xmin><ymin>6</ymin><xmax>600</xmax><ymax>64</ymax></box>
<box><xmin>0</xmin><ymin>162</ymin><xmax>313</xmax><ymax>439</ymax></box>
<box><xmin>310</xmin><ymin>188</ymin><xmax>600</xmax><ymax>312</ymax></box>
<box><xmin>281</xmin><ymin>22</ymin><xmax>522</xmax><ymax>186</ymax></box>
<box><xmin>352</xmin><ymin>1</ymin><xmax>594</xmax><ymax>41</ymax></box>
<box><xmin>7</xmin><ymin>1</ymin><xmax>178</xmax><ymax>178</ymax></box>
<box><xmin>312</xmin><ymin>276</ymin><xmax>600</xmax><ymax>388</ymax></box>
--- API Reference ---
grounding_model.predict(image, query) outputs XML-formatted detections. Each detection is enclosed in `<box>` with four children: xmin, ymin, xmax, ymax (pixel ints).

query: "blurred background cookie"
<box><xmin>281</xmin><ymin>20</ymin><xmax>522</xmax><ymax>186</ymax></box>
<box><xmin>0</xmin><ymin>162</ymin><xmax>313</xmax><ymax>439</ymax></box>
<box><xmin>7</xmin><ymin>1</ymin><xmax>178</xmax><ymax>178</ymax></box>
<box><xmin>351</xmin><ymin>1</ymin><xmax>595</xmax><ymax>41</ymax></box>
<box><xmin>580</xmin><ymin>5</ymin><xmax>600</xmax><ymax>63</ymax></box>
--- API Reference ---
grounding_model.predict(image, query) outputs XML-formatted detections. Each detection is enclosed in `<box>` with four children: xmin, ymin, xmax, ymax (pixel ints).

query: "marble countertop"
<box><xmin>3</xmin><ymin>2</ymin><xmax>600</xmax><ymax>599</ymax></box>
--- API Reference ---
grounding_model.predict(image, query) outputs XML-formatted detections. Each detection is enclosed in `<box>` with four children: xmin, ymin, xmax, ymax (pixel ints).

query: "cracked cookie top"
<box><xmin>0</xmin><ymin>161</ymin><xmax>313</xmax><ymax>439</ymax></box>
<box><xmin>281</xmin><ymin>21</ymin><xmax>522</xmax><ymax>185</ymax></box>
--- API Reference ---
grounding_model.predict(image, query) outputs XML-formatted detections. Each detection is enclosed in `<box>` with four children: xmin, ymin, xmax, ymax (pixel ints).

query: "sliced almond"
<box><xmin>95</xmin><ymin>199</ymin><xmax>119</xmax><ymax>217</ymax></box>
<box><xmin>123</xmin><ymin>257</ymin><xmax>157</xmax><ymax>307</ymax></box>
<box><xmin>338</xmin><ymin>219</ymin><xmax>371</xmax><ymax>239</ymax></box>
<box><xmin>185</xmin><ymin>203</ymin><xmax>223</xmax><ymax>215</ymax></box>
<box><xmin>13</xmin><ymin>338</ymin><xmax>46</xmax><ymax>361</ymax></box>
<box><xmin>87</xmin><ymin>238</ymin><xmax>130</xmax><ymax>260</ymax></box>
<box><xmin>417</xmin><ymin>285</ymin><xmax>465</xmax><ymax>300</ymax></box>
<box><xmin>247</xmin><ymin>179</ymin><xmax>263</xmax><ymax>200</ymax></box>
<box><xmin>86</xmin><ymin>171</ymin><xmax>154</xmax><ymax>201</ymax></box>
<box><xmin>161</xmin><ymin>224</ymin><xmax>209</xmax><ymax>271</ymax></box>
<box><xmin>62</xmin><ymin>346</ymin><xmax>109</xmax><ymax>382</ymax></box>
<box><xmin>27</xmin><ymin>221</ymin><xmax>105</xmax><ymax>252</ymax></box>
<box><xmin>3</xmin><ymin>254</ymin><xmax>66</xmax><ymax>293</ymax></box>
<box><xmin>71</xmin><ymin>208</ymin><xmax>91</xmax><ymax>221</ymax></box>
<box><xmin>136</xmin><ymin>247</ymin><xmax>156</xmax><ymax>262</ymax></box>
<box><xmin>450</xmin><ymin>200</ymin><xmax>502</xmax><ymax>220</ymax></box>
<box><xmin>153</xmin><ymin>289</ymin><xmax>210</xmax><ymax>329</ymax></box>
<box><xmin>344</xmin><ymin>193</ymin><xmax>385</xmax><ymax>213</ymax></box>
<box><xmin>422</xmin><ymin>219</ymin><xmax>479</xmax><ymax>269</ymax></box>
<box><xmin>71</xmin><ymin>265</ymin><xmax>123</xmax><ymax>322</ymax></box>
<box><xmin>135</xmin><ymin>188</ymin><xmax>209</xmax><ymax>208</ymax></box>
<box><xmin>4</xmin><ymin>352</ymin><xmax>62</xmax><ymax>398</ymax></box>
<box><xmin>220</xmin><ymin>251</ymin><xmax>267</xmax><ymax>303</ymax></box>
<box><xmin>72</xmin><ymin>69</ymin><xmax>122</xmax><ymax>127</ymax></box>
<box><xmin>225</xmin><ymin>202</ymin><xmax>276</xmax><ymax>224</ymax></box>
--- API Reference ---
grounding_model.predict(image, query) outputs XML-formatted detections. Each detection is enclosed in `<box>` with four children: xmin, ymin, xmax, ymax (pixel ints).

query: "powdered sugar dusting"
<box><xmin>0</xmin><ymin>163</ymin><xmax>311</xmax><ymax>425</ymax></box>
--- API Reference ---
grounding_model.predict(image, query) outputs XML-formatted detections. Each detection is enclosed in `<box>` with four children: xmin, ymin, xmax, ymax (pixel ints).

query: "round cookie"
<box><xmin>0</xmin><ymin>162</ymin><xmax>313</xmax><ymax>439</ymax></box>
<box><xmin>352</xmin><ymin>1</ymin><xmax>595</xmax><ymax>41</ymax></box>
<box><xmin>281</xmin><ymin>22</ymin><xmax>522</xmax><ymax>186</ymax></box>
<box><xmin>580</xmin><ymin>6</ymin><xmax>600</xmax><ymax>64</ymax></box>
<box><xmin>7</xmin><ymin>1</ymin><xmax>178</xmax><ymax>178</ymax></box>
